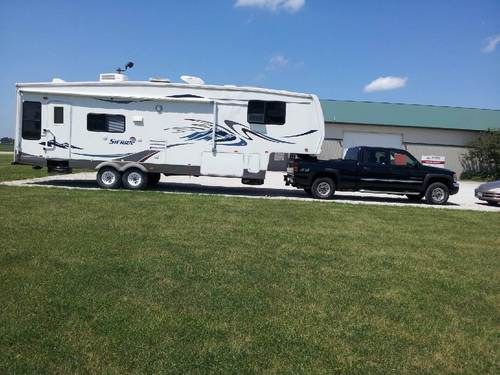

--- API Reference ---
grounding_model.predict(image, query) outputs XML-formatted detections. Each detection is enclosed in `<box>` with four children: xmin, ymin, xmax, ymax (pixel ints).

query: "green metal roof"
<box><xmin>320</xmin><ymin>100</ymin><xmax>500</xmax><ymax>131</ymax></box>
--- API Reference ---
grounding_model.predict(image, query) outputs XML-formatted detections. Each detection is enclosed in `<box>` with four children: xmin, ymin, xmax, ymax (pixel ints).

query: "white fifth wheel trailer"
<box><xmin>13</xmin><ymin>72</ymin><xmax>324</xmax><ymax>189</ymax></box>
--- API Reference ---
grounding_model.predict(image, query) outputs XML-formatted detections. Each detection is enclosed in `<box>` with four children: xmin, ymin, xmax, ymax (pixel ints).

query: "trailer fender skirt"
<box><xmin>95</xmin><ymin>161</ymin><xmax>148</xmax><ymax>173</ymax></box>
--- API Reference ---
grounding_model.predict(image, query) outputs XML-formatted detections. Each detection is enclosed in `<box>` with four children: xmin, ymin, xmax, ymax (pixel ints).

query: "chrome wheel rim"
<box><xmin>101</xmin><ymin>171</ymin><xmax>116</xmax><ymax>186</ymax></box>
<box><xmin>431</xmin><ymin>187</ymin><xmax>445</xmax><ymax>203</ymax></box>
<box><xmin>127</xmin><ymin>171</ymin><xmax>143</xmax><ymax>187</ymax></box>
<box><xmin>317</xmin><ymin>182</ymin><xmax>331</xmax><ymax>197</ymax></box>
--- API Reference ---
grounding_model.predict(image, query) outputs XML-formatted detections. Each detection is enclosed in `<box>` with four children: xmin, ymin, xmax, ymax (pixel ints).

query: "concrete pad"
<box><xmin>1</xmin><ymin>171</ymin><xmax>499</xmax><ymax>212</ymax></box>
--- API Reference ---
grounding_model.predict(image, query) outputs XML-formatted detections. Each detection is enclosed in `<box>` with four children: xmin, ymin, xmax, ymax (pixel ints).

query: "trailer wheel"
<box><xmin>311</xmin><ymin>177</ymin><xmax>336</xmax><ymax>199</ymax></box>
<box><xmin>96</xmin><ymin>167</ymin><xmax>122</xmax><ymax>189</ymax></box>
<box><xmin>147</xmin><ymin>173</ymin><xmax>161</xmax><ymax>187</ymax></box>
<box><xmin>122</xmin><ymin>168</ymin><xmax>148</xmax><ymax>190</ymax></box>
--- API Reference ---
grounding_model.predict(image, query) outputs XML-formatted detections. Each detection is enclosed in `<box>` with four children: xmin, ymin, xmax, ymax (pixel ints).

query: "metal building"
<box><xmin>318</xmin><ymin>100</ymin><xmax>500</xmax><ymax>174</ymax></box>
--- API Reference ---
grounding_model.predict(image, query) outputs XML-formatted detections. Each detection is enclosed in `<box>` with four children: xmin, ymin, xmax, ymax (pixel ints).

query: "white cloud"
<box><xmin>235</xmin><ymin>0</ymin><xmax>305</xmax><ymax>13</ymax></box>
<box><xmin>364</xmin><ymin>76</ymin><xmax>408</xmax><ymax>93</ymax></box>
<box><xmin>482</xmin><ymin>34</ymin><xmax>500</xmax><ymax>53</ymax></box>
<box><xmin>266</xmin><ymin>54</ymin><xmax>289</xmax><ymax>70</ymax></box>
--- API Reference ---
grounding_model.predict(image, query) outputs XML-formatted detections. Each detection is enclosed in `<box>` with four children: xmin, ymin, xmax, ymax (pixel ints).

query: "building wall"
<box><xmin>320</xmin><ymin>122</ymin><xmax>480</xmax><ymax>175</ymax></box>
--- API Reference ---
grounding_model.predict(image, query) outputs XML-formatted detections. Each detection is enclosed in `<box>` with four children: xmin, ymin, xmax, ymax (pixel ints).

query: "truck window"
<box><xmin>22</xmin><ymin>101</ymin><xmax>42</xmax><ymax>140</ymax></box>
<box><xmin>390</xmin><ymin>151</ymin><xmax>417</xmax><ymax>167</ymax></box>
<box><xmin>87</xmin><ymin>114</ymin><xmax>125</xmax><ymax>133</ymax></box>
<box><xmin>362</xmin><ymin>149</ymin><xmax>388</xmax><ymax>165</ymax></box>
<box><xmin>344</xmin><ymin>147</ymin><xmax>359</xmax><ymax>161</ymax></box>
<box><xmin>247</xmin><ymin>100</ymin><xmax>286</xmax><ymax>125</ymax></box>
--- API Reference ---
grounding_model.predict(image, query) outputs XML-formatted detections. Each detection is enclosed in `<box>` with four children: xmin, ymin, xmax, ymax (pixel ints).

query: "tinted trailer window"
<box><xmin>247</xmin><ymin>100</ymin><xmax>286</xmax><ymax>125</ymax></box>
<box><xmin>21</xmin><ymin>101</ymin><xmax>42</xmax><ymax>140</ymax></box>
<box><xmin>87</xmin><ymin>114</ymin><xmax>125</xmax><ymax>133</ymax></box>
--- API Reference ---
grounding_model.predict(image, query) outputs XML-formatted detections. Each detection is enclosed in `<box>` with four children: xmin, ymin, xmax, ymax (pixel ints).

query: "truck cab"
<box><xmin>285</xmin><ymin>146</ymin><xmax>459</xmax><ymax>204</ymax></box>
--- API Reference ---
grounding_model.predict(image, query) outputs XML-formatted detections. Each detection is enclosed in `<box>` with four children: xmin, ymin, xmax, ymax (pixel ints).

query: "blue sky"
<box><xmin>1</xmin><ymin>0</ymin><xmax>499</xmax><ymax>136</ymax></box>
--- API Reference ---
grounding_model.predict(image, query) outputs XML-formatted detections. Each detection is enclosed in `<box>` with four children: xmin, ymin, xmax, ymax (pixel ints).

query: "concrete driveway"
<box><xmin>2</xmin><ymin>171</ymin><xmax>498</xmax><ymax>212</ymax></box>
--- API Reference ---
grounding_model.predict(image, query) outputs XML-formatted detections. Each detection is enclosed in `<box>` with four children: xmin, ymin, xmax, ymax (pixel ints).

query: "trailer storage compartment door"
<box><xmin>201</xmin><ymin>152</ymin><xmax>244</xmax><ymax>177</ymax></box>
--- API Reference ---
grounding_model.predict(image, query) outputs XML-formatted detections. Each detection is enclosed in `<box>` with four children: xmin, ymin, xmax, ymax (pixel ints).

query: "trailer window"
<box><xmin>87</xmin><ymin>114</ymin><xmax>125</xmax><ymax>133</ymax></box>
<box><xmin>22</xmin><ymin>101</ymin><xmax>42</xmax><ymax>140</ymax></box>
<box><xmin>54</xmin><ymin>107</ymin><xmax>64</xmax><ymax>124</ymax></box>
<box><xmin>247</xmin><ymin>100</ymin><xmax>286</xmax><ymax>125</ymax></box>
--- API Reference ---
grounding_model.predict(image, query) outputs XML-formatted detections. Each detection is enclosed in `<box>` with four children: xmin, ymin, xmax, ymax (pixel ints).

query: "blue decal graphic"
<box><xmin>165</xmin><ymin>119</ymin><xmax>300</xmax><ymax>147</ymax></box>
<box><xmin>39</xmin><ymin>140</ymin><xmax>83</xmax><ymax>150</ymax></box>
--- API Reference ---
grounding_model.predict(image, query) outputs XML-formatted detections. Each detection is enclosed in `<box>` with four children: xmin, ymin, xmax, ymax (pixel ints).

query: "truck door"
<box><xmin>388</xmin><ymin>149</ymin><xmax>425</xmax><ymax>192</ymax></box>
<box><xmin>358</xmin><ymin>148</ymin><xmax>391</xmax><ymax>191</ymax></box>
<box><xmin>42</xmin><ymin>102</ymin><xmax>71</xmax><ymax>160</ymax></box>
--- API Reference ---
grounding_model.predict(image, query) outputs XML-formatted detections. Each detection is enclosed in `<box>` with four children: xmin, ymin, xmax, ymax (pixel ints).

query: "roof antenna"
<box><xmin>116</xmin><ymin>61</ymin><xmax>134</xmax><ymax>74</ymax></box>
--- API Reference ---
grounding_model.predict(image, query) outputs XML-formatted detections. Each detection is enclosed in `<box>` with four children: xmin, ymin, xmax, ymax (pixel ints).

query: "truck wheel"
<box><xmin>425</xmin><ymin>182</ymin><xmax>449</xmax><ymax>205</ymax></box>
<box><xmin>147</xmin><ymin>173</ymin><xmax>161</xmax><ymax>187</ymax></box>
<box><xmin>122</xmin><ymin>168</ymin><xmax>148</xmax><ymax>190</ymax></box>
<box><xmin>96</xmin><ymin>167</ymin><xmax>122</xmax><ymax>189</ymax></box>
<box><xmin>406</xmin><ymin>194</ymin><xmax>424</xmax><ymax>202</ymax></box>
<box><xmin>304</xmin><ymin>187</ymin><xmax>312</xmax><ymax>196</ymax></box>
<box><xmin>311</xmin><ymin>177</ymin><xmax>335</xmax><ymax>199</ymax></box>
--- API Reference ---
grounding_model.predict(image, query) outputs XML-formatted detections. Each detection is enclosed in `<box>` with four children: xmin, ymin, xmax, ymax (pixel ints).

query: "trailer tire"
<box><xmin>147</xmin><ymin>173</ymin><xmax>161</xmax><ymax>187</ymax></box>
<box><xmin>311</xmin><ymin>177</ymin><xmax>336</xmax><ymax>199</ymax></box>
<box><xmin>96</xmin><ymin>167</ymin><xmax>122</xmax><ymax>189</ymax></box>
<box><xmin>122</xmin><ymin>168</ymin><xmax>148</xmax><ymax>190</ymax></box>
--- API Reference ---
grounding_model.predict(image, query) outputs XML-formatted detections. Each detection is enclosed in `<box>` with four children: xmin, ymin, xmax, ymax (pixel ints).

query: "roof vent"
<box><xmin>99</xmin><ymin>73</ymin><xmax>128</xmax><ymax>82</ymax></box>
<box><xmin>180</xmin><ymin>75</ymin><xmax>205</xmax><ymax>85</ymax></box>
<box><xmin>52</xmin><ymin>78</ymin><xmax>66</xmax><ymax>83</ymax></box>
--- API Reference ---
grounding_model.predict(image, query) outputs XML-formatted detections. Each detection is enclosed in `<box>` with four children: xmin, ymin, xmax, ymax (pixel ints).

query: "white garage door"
<box><xmin>343</xmin><ymin>131</ymin><xmax>403</xmax><ymax>153</ymax></box>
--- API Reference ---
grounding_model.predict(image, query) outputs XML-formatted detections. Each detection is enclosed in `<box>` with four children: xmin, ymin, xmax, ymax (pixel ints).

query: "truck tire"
<box><xmin>406</xmin><ymin>194</ymin><xmax>424</xmax><ymax>202</ymax></box>
<box><xmin>96</xmin><ymin>167</ymin><xmax>122</xmax><ymax>189</ymax></box>
<box><xmin>425</xmin><ymin>182</ymin><xmax>449</xmax><ymax>205</ymax></box>
<box><xmin>147</xmin><ymin>173</ymin><xmax>161</xmax><ymax>187</ymax></box>
<box><xmin>304</xmin><ymin>187</ymin><xmax>312</xmax><ymax>196</ymax></box>
<box><xmin>311</xmin><ymin>177</ymin><xmax>336</xmax><ymax>199</ymax></box>
<box><xmin>122</xmin><ymin>168</ymin><xmax>148</xmax><ymax>190</ymax></box>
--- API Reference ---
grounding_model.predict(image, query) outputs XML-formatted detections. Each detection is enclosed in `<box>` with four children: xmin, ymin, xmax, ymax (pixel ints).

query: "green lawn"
<box><xmin>0</xmin><ymin>154</ymin><xmax>48</xmax><ymax>182</ymax></box>
<box><xmin>0</xmin><ymin>183</ymin><xmax>499</xmax><ymax>373</ymax></box>
<box><xmin>0</xmin><ymin>143</ymin><xmax>14</xmax><ymax>152</ymax></box>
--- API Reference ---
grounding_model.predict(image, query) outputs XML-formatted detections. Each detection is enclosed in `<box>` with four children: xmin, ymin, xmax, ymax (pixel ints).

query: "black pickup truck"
<box><xmin>285</xmin><ymin>146</ymin><xmax>459</xmax><ymax>204</ymax></box>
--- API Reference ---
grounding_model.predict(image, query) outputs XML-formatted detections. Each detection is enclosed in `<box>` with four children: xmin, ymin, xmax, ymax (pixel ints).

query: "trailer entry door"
<box><xmin>43</xmin><ymin>102</ymin><xmax>72</xmax><ymax>160</ymax></box>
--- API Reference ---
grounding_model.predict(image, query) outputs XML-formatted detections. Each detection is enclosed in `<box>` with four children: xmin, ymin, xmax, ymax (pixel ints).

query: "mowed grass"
<box><xmin>0</xmin><ymin>154</ymin><xmax>48</xmax><ymax>182</ymax></box>
<box><xmin>0</xmin><ymin>143</ymin><xmax>14</xmax><ymax>152</ymax></box>
<box><xmin>0</xmin><ymin>183</ymin><xmax>499</xmax><ymax>374</ymax></box>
